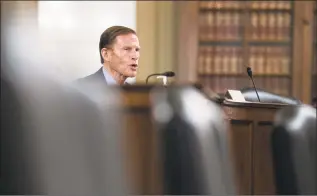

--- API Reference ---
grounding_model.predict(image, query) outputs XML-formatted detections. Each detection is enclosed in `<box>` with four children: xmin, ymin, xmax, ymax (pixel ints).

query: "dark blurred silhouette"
<box><xmin>0</xmin><ymin>68</ymin><xmax>45</xmax><ymax>194</ymax></box>
<box><xmin>150</xmin><ymin>86</ymin><xmax>235</xmax><ymax>195</ymax></box>
<box><xmin>271</xmin><ymin>105</ymin><xmax>316</xmax><ymax>195</ymax></box>
<box><xmin>1</xmin><ymin>52</ymin><xmax>127</xmax><ymax>195</ymax></box>
<box><xmin>312</xmin><ymin>96</ymin><xmax>317</xmax><ymax>108</ymax></box>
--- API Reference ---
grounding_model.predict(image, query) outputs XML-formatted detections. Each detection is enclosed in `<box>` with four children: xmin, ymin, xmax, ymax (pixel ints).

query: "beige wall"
<box><xmin>136</xmin><ymin>1</ymin><xmax>177</xmax><ymax>83</ymax></box>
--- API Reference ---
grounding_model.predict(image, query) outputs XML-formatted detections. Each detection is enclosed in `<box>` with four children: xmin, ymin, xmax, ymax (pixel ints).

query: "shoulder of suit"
<box><xmin>75</xmin><ymin>68</ymin><xmax>103</xmax><ymax>83</ymax></box>
<box><xmin>74</xmin><ymin>68</ymin><xmax>105</xmax><ymax>90</ymax></box>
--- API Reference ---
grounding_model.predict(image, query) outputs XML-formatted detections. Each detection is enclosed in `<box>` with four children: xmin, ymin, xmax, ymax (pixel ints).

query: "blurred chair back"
<box><xmin>150</xmin><ymin>86</ymin><xmax>235</xmax><ymax>195</ymax></box>
<box><xmin>1</xmin><ymin>65</ymin><xmax>128</xmax><ymax>195</ymax></box>
<box><xmin>271</xmin><ymin>105</ymin><xmax>316</xmax><ymax>195</ymax></box>
<box><xmin>0</xmin><ymin>69</ymin><xmax>44</xmax><ymax>194</ymax></box>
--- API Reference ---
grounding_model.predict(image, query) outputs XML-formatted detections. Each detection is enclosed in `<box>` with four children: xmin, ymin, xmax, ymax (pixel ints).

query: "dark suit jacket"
<box><xmin>76</xmin><ymin>67</ymin><xmax>106</xmax><ymax>87</ymax></box>
<box><xmin>75</xmin><ymin>67</ymin><xmax>131</xmax><ymax>89</ymax></box>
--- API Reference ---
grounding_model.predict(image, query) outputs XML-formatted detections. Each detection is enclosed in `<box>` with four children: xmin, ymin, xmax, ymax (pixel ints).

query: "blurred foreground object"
<box><xmin>1</xmin><ymin>66</ymin><xmax>128</xmax><ymax>195</ymax></box>
<box><xmin>1</xmin><ymin>34</ymin><xmax>128</xmax><ymax>195</ymax></box>
<box><xmin>272</xmin><ymin>105</ymin><xmax>316</xmax><ymax>195</ymax></box>
<box><xmin>150</xmin><ymin>86</ymin><xmax>236</xmax><ymax>195</ymax></box>
<box><xmin>312</xmin><ymin>96</ymin><xmax>317</xmax><ymax>108</ymax></box>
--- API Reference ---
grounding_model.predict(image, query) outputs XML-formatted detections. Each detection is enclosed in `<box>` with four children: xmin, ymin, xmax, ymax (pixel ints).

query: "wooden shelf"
<box><xmin>199</xmin><ymin>7</ymin><xmax>244</xmax><ymax>12</ymax></box>
<box><xmin>199</xmin><ymin>40</ymin><xmax>242</xmax><ymax>46</ymax></box>
<box><xmin>199</xmin><ymin>40</ymin><xmax>291</xmax><ymax>46</ymax></box>
<box><xmin>199</xmin><ymin>38</ymin><xmax>242</xmax><ymax>42</ymax></box>
<box><xmin>199</xmin><ymin>7</ymin><xmax>292</xmax><ymax>13</ymax></box>
<box><xmin>247</xmin><ymin>40</ymin><xmax>291</xmax><ymax>46</ymax></box>
<box><xmin>247</xmin><ymin>8</ymin><xmax>292</xmax><ymax>13</ymax></box>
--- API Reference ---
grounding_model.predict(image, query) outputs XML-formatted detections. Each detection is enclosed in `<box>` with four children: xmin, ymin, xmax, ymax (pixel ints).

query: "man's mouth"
<box><xmin>130</xmin><ymin>64</ymin><xmax>138</xmax><ymax>70</ymax></box>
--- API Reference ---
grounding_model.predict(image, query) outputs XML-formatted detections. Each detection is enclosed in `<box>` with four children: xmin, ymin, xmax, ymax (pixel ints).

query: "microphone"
<box><xmin>246</xmin><ymin>67</ymin><xmax>261</xmax><ymax>102</ymax></box>
<box><xmin>145</xmin><ymin>71</ymin><xmax>175</xmax><ymax>84</ymax></box>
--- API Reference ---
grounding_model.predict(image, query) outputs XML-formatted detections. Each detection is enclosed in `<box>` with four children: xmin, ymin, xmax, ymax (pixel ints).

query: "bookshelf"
<box><xmin>197</xmin><ymin>1</ymin><xmax>294</xmax><ymax>96</ymax></box>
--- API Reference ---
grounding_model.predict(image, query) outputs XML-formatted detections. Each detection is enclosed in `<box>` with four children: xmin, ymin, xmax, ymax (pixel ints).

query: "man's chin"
<box><xmin>125</xmin><ymin>72</ymin><xmax>137</xmax><ymax>78</ymax></box>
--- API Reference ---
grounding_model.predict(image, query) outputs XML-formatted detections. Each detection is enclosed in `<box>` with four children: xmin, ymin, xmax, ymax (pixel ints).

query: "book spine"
<box><xmin>206</xmin><ymin>47</ymin><xmax>213</xmax><ymax>74</ymax></box>
<box><xmin>198</xmin><ymin>46</ymin><xmax>205</xmax><ymax>74</ymax></box>
<box><xmin>276</xmin><ymin>13</ymin><xmax>284</xmax><ymax>41</ymax></box>
<box><xmin>268</xmin><ymin>13</ymin><xmax>276</xmax><ymax>40</ymax></box>
<box><xmin>207</xmin><ymin>12</ymin><xmax>214</xmax><ymax>41</ymax></box>
<box><xmin>222</xmin><ymin>47</ymin><xmax>230</xmax><ymax>75</ymax></box>
<box><xmin>281</xmin><ymin>47</ymin><xmax>290</xmax><ymax>75</ymax></box>
<box><xmin>230</xmin><ymin>47</ymin><xmax>239</xmax><ymax>74</ymax></box>
<box><xmin>283</xmin><ymin>13</ymin><xmax>291</xmax><ymax>41</ymax></box>
<box><xmin>251</xmin><ymin>13</ymin><xmax>259</xmax><ymax>40</ymax></box>
<box><xmin>259</xmin><ymin>13</ymin><xmax>267</xmax><ymax>40</ymax></box>
<box><xmin>214</xmin><ymin>46</ymin><xmax>221</xmax><ymax>74</ymax></box>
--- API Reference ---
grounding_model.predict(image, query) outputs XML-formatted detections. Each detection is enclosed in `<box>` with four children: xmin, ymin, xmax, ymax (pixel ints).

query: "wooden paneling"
<box><xmin>292</xmin><ymin>1</ymin><xmax>315</xmax><ymax>103</ymax></box>
<box><xmin>253</xmin><ymin>123</ymin><xmax>276</xmax><ymax>194</ymax></box>
<box><xmin>301</xmin><ymin>1</ymin><xmax>316</xmax><ymax>103</ymax></box>
<box><xmin>223</xmin><ymin>101</ymin><xmax>283</xmax><ymax>195</ymax></box>
<box><xmin>175</xmin><ymin>1</ymin><xmax>199</xmax><ymax>83</ymax></box>
<box><xmin>120</xmin><ymin>86</ymin><xmax>163</xmax><ymax>195</ymax></box>
<box><xmin>227</xmin><ymin>120</ymin><xmax>253</xmax><ymax>194</ymax></box>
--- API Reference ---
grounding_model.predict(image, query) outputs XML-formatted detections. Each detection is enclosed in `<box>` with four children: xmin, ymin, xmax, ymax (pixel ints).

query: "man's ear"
<box><xmin>101</xmin><ymin>48</ymin><xmax>111</xmax><ymax>62</ymax></box>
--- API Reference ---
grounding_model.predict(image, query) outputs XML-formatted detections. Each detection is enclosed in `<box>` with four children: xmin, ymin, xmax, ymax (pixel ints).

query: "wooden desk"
<box><xmin>120</xmin><ymin>85</ymin><xmax>287</xmax><ymax>195</ymax></box>
<box><xmin>222</xmin><ymin>99</ymin><xmax>287</xmax><ymax>195</ymax></box>
<box><xmin>120</xmin><ymin>86</ymin><xmax>161</xmax><ymax>195</ymax></box>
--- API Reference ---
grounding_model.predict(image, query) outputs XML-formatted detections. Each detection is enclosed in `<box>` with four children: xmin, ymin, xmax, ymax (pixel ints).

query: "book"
<box><xmin>268</xmin><ymin>13</ymin><xmax>276</xmax><ymax>40</ymax></box>
<box><xmin>230</xmin><ymin>47</ymin><xmax>239</xmax><ymax>74</ymax></box>
<box><xmin>206</xmin><ymin>47</ymin><xmax>213</xmax><ymax>74</ymax></box>
<box><xmin>276</xmin><ymin>13</ymin><xmax>284</xmax><ymax>41</ymax></box>
<box><xmin>214</xmin><ymin>46</ymin><xmax>222</xmax><ymax>74</ymax></box>
<box><xmin>207</xmin><ymin>12</ymin><xmax>214</xmax><ymax>40</ymax></box>
<box><xmin>251</xmin><ymin>13</ymin><xmax>259</xmax><ymax>40</ymax></box>
<box><xmin>282</xmin><ymin>13</ymin><xmax>291</xmax><ymax>41</ymax></box>
<box><xmin>222</xmin><ymin>47</ymin><xmax>230</xmax><ymax>74</ymax></box>
<box><xmin>257</xmin><ymin>47</ymin><xmax>265</xmax><ymax>75</ymax></box>
<box><xmin>198</xmin><ymin>46</ymin><xmax>206</xmax><ymax>74</ymax></box>
<box><xmin>281</xmin><ymin>47</ymin><xmax>290</xmax><ymax>75</ymax></box>
<box><xmin>259</xmin><ymin>13</ymin><xmax>267</xmax><ymax>40</ymax></box>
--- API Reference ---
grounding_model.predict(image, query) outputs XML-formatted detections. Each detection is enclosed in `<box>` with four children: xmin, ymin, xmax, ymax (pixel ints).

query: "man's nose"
<box><xmin>131</xmin><ymin>52</ymin><xmax>139</xmax><ymax>60</ymax></box>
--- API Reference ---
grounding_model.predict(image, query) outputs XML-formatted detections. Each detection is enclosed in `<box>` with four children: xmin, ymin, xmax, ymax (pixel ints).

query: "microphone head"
<box><xmin>162</xmin><ymin>71</ymin><xmax>175</xmax><ymax>77</ymax></box>
<box><xmin>246</xmin><ymin>67</ymin><xmax>252</xmax><ymax>77</ymax></box>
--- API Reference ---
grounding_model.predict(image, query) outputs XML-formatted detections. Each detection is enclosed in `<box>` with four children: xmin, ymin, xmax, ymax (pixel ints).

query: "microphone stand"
<box><xmin>247</xmin><ymin>67</ymin><xmax>261</xmax><ymax>102</ymax></box>
<box><xmin>146</xmin><ymin>73</ymin><xmax>161</xmax><ymax>84</ymax></box>
<box><xmin>146</xmin><ymin>71</ymin><xmax>175</xmax><ymax>84</ymax></box>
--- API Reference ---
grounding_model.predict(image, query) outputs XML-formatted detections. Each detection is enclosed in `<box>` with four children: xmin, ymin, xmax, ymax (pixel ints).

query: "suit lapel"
<box><xmin>93</xmin><ymin>67</ymin><xmax>107</xmax><ymax>85</ymax></box>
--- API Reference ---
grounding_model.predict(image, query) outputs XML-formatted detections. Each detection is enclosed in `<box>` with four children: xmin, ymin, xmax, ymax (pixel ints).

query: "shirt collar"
<box><xmin>102</xmin><ymin>67</ymin><xmax>130</xmax><ymax>85</ymax></box>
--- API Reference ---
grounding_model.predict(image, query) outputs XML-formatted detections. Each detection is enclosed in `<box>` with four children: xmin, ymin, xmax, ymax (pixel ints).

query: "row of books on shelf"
<box><xmin>250</xmin><ymin>12</ymin><xmax>291</xmax><ymax>41</ymax></box>
<box><xmin>199</xmin><ymin>1</ymin><xmax>292</xmax><ymax>10</ymax></box>
<box><xmin>199</xmin><ymin>12</ymin><xmax>291</xmax><ymax>41</ymax></box>
<box><xmin>197</xmin><ymin>46</ymin><xmax>290</xmax><ymax>75</ymax></box>
<box><xmin>199</xmin><ymin>12</ymin><xmax>241</xmax><ymax>41</ymax></box>
<box><xmin>199</xmin><ymin>76</ymin><xmax>290</xmax><ymax>96</ymax></box>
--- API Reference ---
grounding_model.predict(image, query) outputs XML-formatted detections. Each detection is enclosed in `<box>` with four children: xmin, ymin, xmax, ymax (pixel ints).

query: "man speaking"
<box><xmin>77</xmin><ymin>26</ymin><xmax>140</xmax><ymax>86</ymax></box>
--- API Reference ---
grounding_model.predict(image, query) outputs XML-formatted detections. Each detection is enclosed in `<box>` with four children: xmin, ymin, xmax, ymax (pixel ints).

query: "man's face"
<box><xmin>103</xmin><ymin>33</ymin><xmax>140</xmax><ymax>77</ymax></box>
